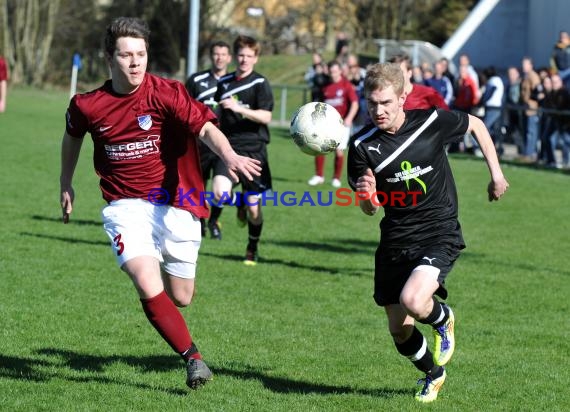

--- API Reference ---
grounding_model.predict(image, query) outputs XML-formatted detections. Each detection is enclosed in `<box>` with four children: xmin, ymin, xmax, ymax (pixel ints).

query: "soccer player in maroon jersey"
<box><xmin>59</xmin><ymin>17</ymin><xmax>261</xmax><ymax>389</ymax></box>
<box><xmin>0</xmin><ymin>56</ymin><xmax>8</xmax><ymax>113</ymax></box>
<box><xmin>307</xmin><ymin>60</ymin><xmax>359</xmax><ymax>188</ymax></box>
<box><xmin>388</xmin><ymin>53</ymin><xmax>449</xmax><ymax>111</ymax></box>
<box><xmin>347</xmin><ymin>63</ymin><xmax>508</xmax><ymax>402</ymax></box>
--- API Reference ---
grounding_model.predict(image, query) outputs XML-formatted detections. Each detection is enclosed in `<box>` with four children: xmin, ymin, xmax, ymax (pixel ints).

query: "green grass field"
<box><xmin>1</xmin><ymin>87</ymin><xmax>569</xmax><ymax>411</ymax></box>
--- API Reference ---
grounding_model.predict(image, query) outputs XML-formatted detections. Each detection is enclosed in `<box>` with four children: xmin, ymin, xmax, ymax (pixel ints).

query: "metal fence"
<box><xmin>270</xmin><ymin>84</ymin><xmax>310</xmax><ymax>127</ymax></box>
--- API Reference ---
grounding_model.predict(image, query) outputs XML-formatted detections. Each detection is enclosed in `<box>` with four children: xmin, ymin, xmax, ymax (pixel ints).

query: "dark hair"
<box><xmin>104</xmin><ymin>17</ymin><xmax>150</xmax><ymax>57</ymax></box>
<box><xmin>233</xmin><ymin>35</ymin><xmax>260</xmax><ymax>56</ymax></box>
<box><xmin>327</xmin><ymin>60</ymin><xmax>341</xmax><ymax>71</ymax></box>
<box><xmin>388</xmin><ymin>53</ymin><xmax>411</xmax><ymax>71</ymax></box>
<box><xmin>483</xmin><ymin>66</ymin><xmax>497</xmax><ymax>78</ymax></box>
<box><xmin>209</xmin><ymin>40</ymin><xmax>231</xmax><ymax>55</ymax></box>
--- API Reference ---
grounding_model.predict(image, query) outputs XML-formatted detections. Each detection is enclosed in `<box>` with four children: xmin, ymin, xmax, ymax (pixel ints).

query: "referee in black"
<box><xmin>347</xmin><ymin>63</ymin><xmax>509</xmax><ymax>403</ymax></box>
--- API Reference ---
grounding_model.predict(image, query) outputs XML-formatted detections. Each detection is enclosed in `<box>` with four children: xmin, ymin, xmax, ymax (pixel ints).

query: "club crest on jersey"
<box><xmin>138</xmin><ymin>115</ymin><xmax>152</xmax><ymax>131</ymax></box>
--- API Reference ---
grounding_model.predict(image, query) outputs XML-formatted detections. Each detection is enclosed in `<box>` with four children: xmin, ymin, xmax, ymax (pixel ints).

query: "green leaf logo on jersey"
<box><xmin>400</xmin><ymin>160</ymin><xmax>427</xmax><ymax>194</ymax></box>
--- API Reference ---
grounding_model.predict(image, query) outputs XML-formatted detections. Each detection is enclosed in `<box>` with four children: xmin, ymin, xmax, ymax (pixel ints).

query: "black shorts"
<box><xmin>199</xmin><ymin>146</ymin><xmax>225</xmax><ymax>183</ymax></box>
<box><xmin>217</xmin><ymin>144</ymin><xmax>272</xmax><ymax>194</ymax></box>
<box><xmin>373</xmin><ymin>239</ymin><xmax>463</xmax><ymax>306</ymax></box>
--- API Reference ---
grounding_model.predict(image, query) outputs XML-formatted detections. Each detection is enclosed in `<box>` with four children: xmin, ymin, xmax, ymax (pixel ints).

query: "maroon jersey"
<box><xmin>65</xmin><ymin>73</ymin><xmax>216</xmax><ymax>218</ymax></box>
<box><xmin>404</xmin><ymin>83</ymin><xmax>449</xmax><ymax>110</ymax></box>
<box><xmin>322</xmin><ymin>77</ymin><xmax>358</xmax><ymax>119</ymax></box>
<box><xmin>0</xmin><ymin>57</ymin><xmax>7</xmax><ymax>81</ymax></box>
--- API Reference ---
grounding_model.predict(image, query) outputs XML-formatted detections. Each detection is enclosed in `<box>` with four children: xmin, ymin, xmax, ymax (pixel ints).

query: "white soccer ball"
<box><xmin>289</xmin><ymin>102</ymin><xmax>345</xmax><ymax>156</ymax></box>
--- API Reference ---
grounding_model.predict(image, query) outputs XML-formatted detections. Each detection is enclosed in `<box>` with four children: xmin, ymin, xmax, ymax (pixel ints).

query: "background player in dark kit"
<box><xmin>185</xmin><ymin>40</ymin><xmax>232</xmax><ymax>239</ymax></box>
<box><xmin>213</xmin><ymin>35</ymin><xmax>274</xmax><ymax>265</ymax></box>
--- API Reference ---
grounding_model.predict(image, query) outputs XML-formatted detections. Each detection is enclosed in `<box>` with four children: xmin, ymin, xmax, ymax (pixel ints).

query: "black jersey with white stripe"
<box><xmin>185</xmin><ymin>69</ymin><xmax>222</xmax><ymax>155</ymax></box>
<box><xmin>214</xmin><ymin>71</ymin><xmax>273</xmax><ymax>151</ymax></box>
<box><xmin>185</xmin><ymin>69</ymin><xmax>220</xmax><ymax>110</ymax></box>
<box><xmin>347</xmin><ymin>108</ymin><xmax>469</xmax><ymax>247</ymax></box>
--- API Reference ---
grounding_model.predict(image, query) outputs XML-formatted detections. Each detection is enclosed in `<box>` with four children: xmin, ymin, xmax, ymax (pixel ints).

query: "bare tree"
<box><xmin>1</xmin><ymin>0</ymin><xmax>61</xmax><ymax>85</ymax></box>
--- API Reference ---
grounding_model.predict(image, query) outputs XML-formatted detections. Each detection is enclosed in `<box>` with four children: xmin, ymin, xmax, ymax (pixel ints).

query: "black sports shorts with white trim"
<box><xmin>373</xmin><ymin>237</ymin><xmax>464</xmax><ymax>306</ymax></box>
<box><xmin>217</xmin><ymin>143</ymin><xmax>272</xmax><ymax>194</ymax></box>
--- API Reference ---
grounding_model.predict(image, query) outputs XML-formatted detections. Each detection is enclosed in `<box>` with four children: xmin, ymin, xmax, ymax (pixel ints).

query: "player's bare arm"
<box><xmin>219</xmin><ymin>97</ymin><xmax>272</xmax><ymax>124</ymax></box>
<box><xmin>467</xmin><ymin>114</ymin><xmax>510</xmax><ymax>201</ymax></box>
<box><xmin>199</xmin><ymin>121</ymin><xmax>262</xmax><ymax>182</ymax></box>
<box><xmin>344</xmin><ymin>100</ymin><xmax>360</xmax><ymax>128</ymax></box>
<box><xmin>60</xmin><ymin>131</ymin><xmax>84</xmax><ymax>223</ymax></box>
<box><xmin>356</xmin><ymin>168</ymin><xmax>379</xmax><ymax>216</ymax></box>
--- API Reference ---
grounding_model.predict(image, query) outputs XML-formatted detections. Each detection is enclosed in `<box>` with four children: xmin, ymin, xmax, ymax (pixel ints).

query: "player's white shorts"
<box><xmin>101</xmin><ymin>199</ymin><xmax>201</xmax><ymax>279</ymax></box>
<box><xmin>338</xmin><ymin>125</ymin><xmax>351</xmax><ymax>151</ymax></box>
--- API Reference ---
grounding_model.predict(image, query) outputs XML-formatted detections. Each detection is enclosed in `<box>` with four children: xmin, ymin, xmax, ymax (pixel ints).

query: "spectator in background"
<box><xmin>439</xmin><ymin>57</ymin><xmax>456</xmax><ymax>88</ymax></box>
<box><xmin>504</xmin><ymin>66</ymin><xmax>525</xmax><ymax>154</ymax></box>
<box><xmin>453</xmin><ymin>64</ymin><xmax>480</xmax><ymax>155</ymax></box>
<box><xmin>520</xmin><ymin>56</ymin><xmax>543</xmax><ymax>162</ymax></box>
<box><xmin>0</xmin><ymin>56</ymin><xmax>8</xmax><ymax>113</ymax></box>
<box><xmin>346</xmin><ymin>54</ymin><xmax>368</xmax><ymax>134</ymax></box>
<box><xmin>544</xmin><ymin>73</ymin><xmax>570</xmax><ymax>168</ymax></box>
<box><xmin>538</xmin><ymin>75</ymin><xmax>555</xmax><ymax>166</ymax></box>
<box><xmin>388</xmin><ymin>53</ymin><xmax>448</xmax><ymax>110</ymax></box>
<box><xmin>550</xmin><ymin>30</ymin><xmax>570</xmax><ymax>88</ymax></box>
<box><xmin>479</xmin><ymin>66</ymin><xmax>505</xmax><ymax>154</ymax></box>
<box><xmin>335</xmin><ymin>32</ymin><xmax>350</xmax><ymax>67</ymax></box>
<box><xmin>458</xmin><ymin>53</ymin><xmax>480</xmax><ymax>101</ymax></box>
<box><xmin>425</xmin><ymin>60</ymin><xmax>454</xmax><ymax>107</ymax></box>
<box><xmin>422</xmin><ymin>65</ymin><xmax>434</xmax><ymax>83</ymax></box>
<box><xmin>307</xmin><ymin>60</ymin><xmax>359</xmax><ymax>188</ymax></box>
<box><xmin>304</xmin><ymin>52</ymin><xmax>329</xmax><ymax>102</ymax></box>
<box><xmin>537</xmin><ymin>67</ymin><xmax>551</xmax><ymax>81</ymax></box>
<box><xmin>453</xmin><ymin>65</ymin><xmax>479</xmax><ymax>113</ymax></box>
<box><xmin>412</xmin><ymin>65</ymin><xmax>425</xmax><ymax>84</ymax></box>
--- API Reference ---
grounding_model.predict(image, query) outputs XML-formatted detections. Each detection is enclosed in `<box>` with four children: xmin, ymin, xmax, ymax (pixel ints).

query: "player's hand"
<box><xmin>60</xmin><ymin>187</ymin><xmax>75</xmax><ymax>224</ymax></box>
<box><xmin>487</xmin><ymin>177</ymin><xmax>509</xmax><ymax>202</ymax></box>
<box><xmin>225</xmin><ymin>154</ymin><xmax>262</xmax><ymax>183</ymax></box>
<box><xmin>355</xmin><ymin>168</ymin><xmax>376</xmax><ymax>198</ymax></box>
<box><xmin>219</xmin><ymin>97</ymin><xmax>240</xmax><ymax>113</ymax></box>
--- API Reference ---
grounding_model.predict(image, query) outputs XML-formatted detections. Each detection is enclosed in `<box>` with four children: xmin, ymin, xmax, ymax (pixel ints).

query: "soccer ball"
<box><xmin>289</xmin><ymin>102</ymin><xmax>345</xmax><ymax>156</ymax></box>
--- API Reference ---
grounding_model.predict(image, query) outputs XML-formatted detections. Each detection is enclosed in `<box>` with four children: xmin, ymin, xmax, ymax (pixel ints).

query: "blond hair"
<box><xmin>364</xmin><ymin>63</ymin><xmax>405</xmax><ymax>96</ymax></box>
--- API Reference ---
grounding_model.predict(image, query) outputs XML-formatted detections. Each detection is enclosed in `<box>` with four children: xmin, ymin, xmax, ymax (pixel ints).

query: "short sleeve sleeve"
<box><xmin>65</xmin><ymin>96</ymin><xmax>88</xmax><ymax>138</ymax></box>
<box><xmin>172</xmin><ymin>81</ymin><xmax>218</xmax><ymax>136</ymax></box>
<box><xmin>436</xmin><ymin>109</ymin><xmax>469</xmax><ymax>145</ymax></box>
<box><xmin>347</xmin><ymin>139</ymin><xmax>369</xmax><ymax>191</ymax></box>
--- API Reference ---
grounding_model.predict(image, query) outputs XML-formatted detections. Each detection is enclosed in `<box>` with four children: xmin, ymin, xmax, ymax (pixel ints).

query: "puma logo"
<box><xmin>367</xmin><ymin>144</ymin><xmax>381</xmax><ymax>155</ymax></box>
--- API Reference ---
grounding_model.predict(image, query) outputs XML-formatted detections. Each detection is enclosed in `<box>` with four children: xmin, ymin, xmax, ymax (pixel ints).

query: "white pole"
<box><xmin>69</xmin><ymin>66</ymin><xmax>78</xmax><ymax>99</ymax></box>
<box><xmin>69</xmin><ymin>53</ymin><xmax>80</xmax><ymax>99</ymax></box>
<box><xmin>440</xmin><ymin>0</ymin><xmax>501</xmax><ymax>60</ymax></box>
<box><xmin>187</xmin><ymin>0</ymin><xmax>200</xmax><ymax>79</ymax></box>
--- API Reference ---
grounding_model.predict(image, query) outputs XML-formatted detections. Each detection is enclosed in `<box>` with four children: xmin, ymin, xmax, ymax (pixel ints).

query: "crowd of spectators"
<box><xmin>395</xmin><ymin>31</ymin><xmax>570</xmax><ymax>169</ymax></box>
<box><xmin>306</xmin><ymin>30</ymin><xmax>570</xmax><ymax>170</ymax></box>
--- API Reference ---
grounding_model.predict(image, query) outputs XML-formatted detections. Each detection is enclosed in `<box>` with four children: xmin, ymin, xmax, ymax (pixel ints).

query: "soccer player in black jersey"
<box><xmin>185</xmin><ymin>41</ymin><xmax>232</xmax><ymax>239</ymax></box>
<box><xmin>347</xmin><ymin>63</ymin><xmax>509</xmax><ymax>403</ymax></box>
<box><xmin>213</xmin><ymin>35</ymin><xmax>274</xmax><ymax>265</ymax></box>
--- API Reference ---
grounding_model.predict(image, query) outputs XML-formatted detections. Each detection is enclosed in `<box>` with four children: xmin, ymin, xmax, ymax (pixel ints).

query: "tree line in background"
<box><xmin>0</xmin><ymin>0</ymin><xmax>476</xmax><ymax>87</ymax></box>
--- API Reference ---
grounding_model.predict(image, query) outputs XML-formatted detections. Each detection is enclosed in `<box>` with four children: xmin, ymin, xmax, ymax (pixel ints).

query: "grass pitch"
<box><xmin>0</xmin><ymin>87</ymin><xmax>569</xmax><ymax>411</ymax></box>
